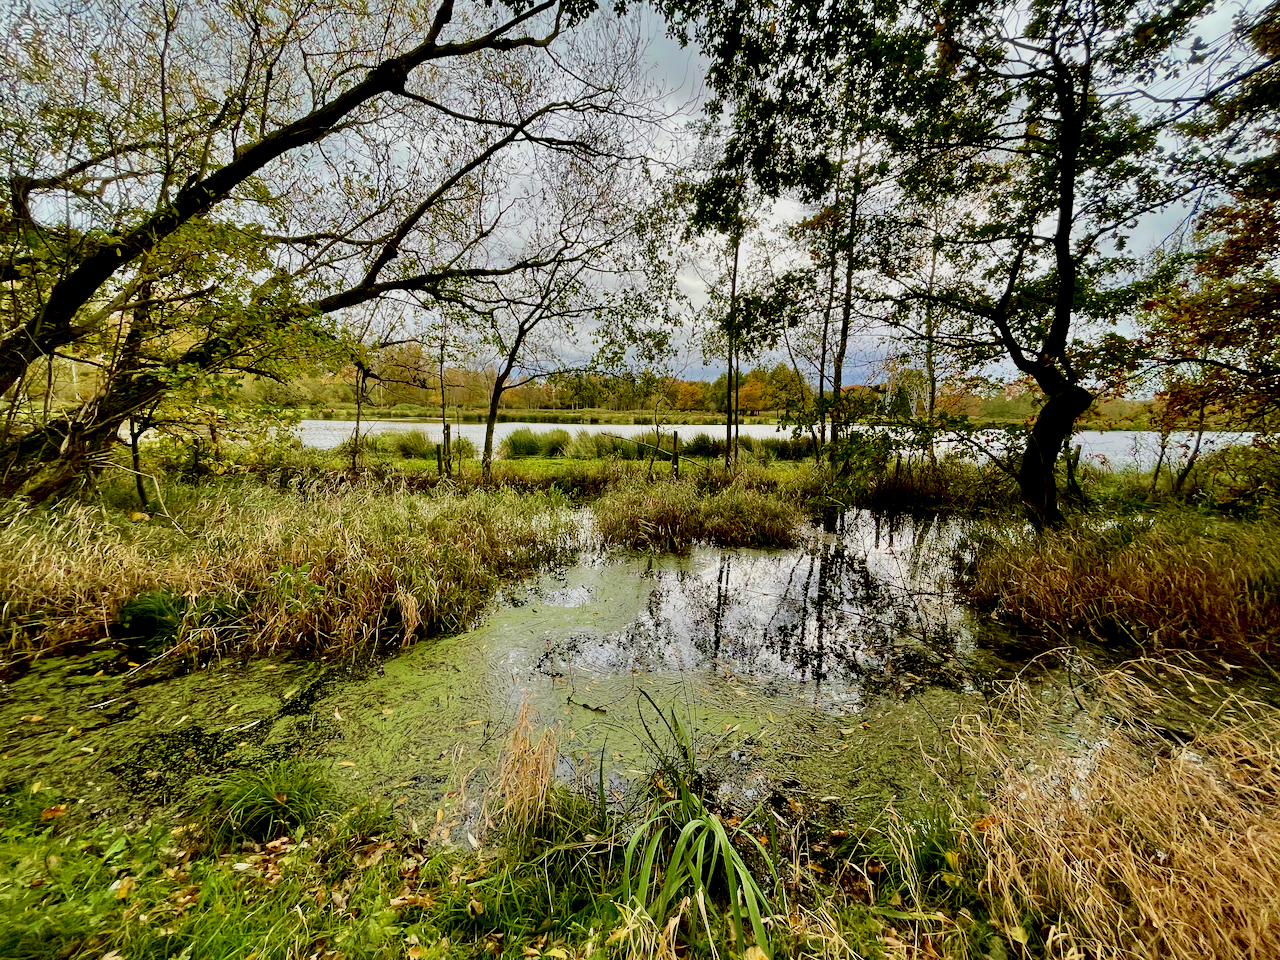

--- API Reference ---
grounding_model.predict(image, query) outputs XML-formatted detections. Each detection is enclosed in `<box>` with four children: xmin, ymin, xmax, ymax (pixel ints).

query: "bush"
<box><xmin>500</xmin><ymin>427</ymin><xmax>543</xmax><ymax>458</ymax></box>
<box><xmin>538</xmin><ymin>428</ymin><xmax>572</xmax><ymax>457</ymax></box>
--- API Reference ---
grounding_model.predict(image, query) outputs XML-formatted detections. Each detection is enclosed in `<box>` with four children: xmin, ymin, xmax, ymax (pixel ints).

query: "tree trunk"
<box><xmin>482</xmin><ymin>374</ymin><xmax>507</xmax><ymax>481</ymax></box>
<box><xmin>1018</xmin><ymin>383</ymin><xmax>1092</xmax><ymax>530</ymax></box>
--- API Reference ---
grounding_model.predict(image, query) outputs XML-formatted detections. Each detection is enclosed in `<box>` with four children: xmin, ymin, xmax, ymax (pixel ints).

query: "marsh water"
<box><xmin>0</xmin><ymin>512</ymin><xmax>1183</xmax><ymax>832</ymax></box>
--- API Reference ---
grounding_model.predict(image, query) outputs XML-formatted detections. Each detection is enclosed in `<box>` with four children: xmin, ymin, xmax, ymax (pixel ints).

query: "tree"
<box><xmin>1137</xmin><ymin>3</ymin><xmax>1280</xmax><ymax>431</ymax></box>
<box><xmin>0</xmin><ymin>0</ymin><xmax>662</xmax><ymax>499</ymax></box>
<box><xmin>661</xmin><ymin>0</ymin><xmax>1267</xmax><ymax>527</ymax></box>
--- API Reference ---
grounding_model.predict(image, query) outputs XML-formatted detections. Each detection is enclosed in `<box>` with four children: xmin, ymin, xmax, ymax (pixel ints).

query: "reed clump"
<box><xmin>955</xmin><ymin>663</ymin><xmax>1280</xmax><ymax>960</ymax></box>
<box><xmin>591</xmin><ymin>477</ymin><xmax>801</xmax><ymax>551</ymax></box>
<box><xmin>484</xmin><ymin>699</ymin><xmax>559</xmax><ymax>851</ymax></box>
<box><xmin>0</xmin><ymin>482</ymin><xmax>577</xmax><ymax>659</ymax></box>
<box><xmin>967</xmin><ymin>511</ymin><xmax>1280</xmax><ymax>655</ymax></box>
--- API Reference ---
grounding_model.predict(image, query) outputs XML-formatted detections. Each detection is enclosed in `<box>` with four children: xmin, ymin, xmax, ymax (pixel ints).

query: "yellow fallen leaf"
<box><xmin>24</xmin><ymin>715</ymin><xmax>43</xmax><ymax>723</ymax></box>
<box><xmin>467</xmin><ymin>898</ymin><xmax>484</xmax><ymax>917</ymax></box>
<box><xmin>744</xmin><ymin>948</ymin><xmax>768</xmax><ymax>960</ymax></box>
<box><xmin>544</xmin><ymin>949</ymin><xmax>568</xmax><ymax>959</ymax></box>
<box><xmin>333</xmin><ymin>708</ymin><xmax>343</xmax><ymax>721</ymax></box>
<box><xmin>408</xmin><ymin>946</ymin><xmax>423</xmax><ymax>960</ymax></box>
<box><xmin>113</xmin><ymin>875</ymin><xmax>135</xmax><ymax>899</ymax></box>
<box><xmin>337</xmin><ymin>761</ymin><xmax>356</xmax><ymax>768</ymax></box>
<box><xmin>382</xmin><ymin>707</ymin><xmax>394</xmax><ymax>715</ymax></box>
<box><xmin>30</xmin><ymin>781</ymin><xmax>42</xmax><ymax>794</ymax></box>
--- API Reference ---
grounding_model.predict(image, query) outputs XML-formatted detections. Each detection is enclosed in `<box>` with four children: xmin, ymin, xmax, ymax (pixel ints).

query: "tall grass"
<box><xmin>0</xmin><ymin>481</ymin><xmax>577</xmax><ymax>659</ymax></box>
<box><xmin>591</xmin><ymin>478</ymin><xmax>802</xmax><ymax>551</ymax></box>
<box><xmin>952</xmin><ymin>662</ymin><xmax>1280</xmax><ymax>960</ymax></box>
<box><xmin>966</xmin><ymin>510</ymin><xmax>1280</xmax><ymax>655</ymax></box>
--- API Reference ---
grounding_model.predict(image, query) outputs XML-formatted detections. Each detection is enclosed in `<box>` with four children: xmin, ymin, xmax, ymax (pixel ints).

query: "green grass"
<box><xmin>194</xmin><ymin>759</ymin><xmax>343</xmax><ymax>845</ymax></box>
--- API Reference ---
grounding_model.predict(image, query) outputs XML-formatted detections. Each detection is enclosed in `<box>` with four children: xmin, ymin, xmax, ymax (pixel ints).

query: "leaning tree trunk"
<box><xmin>1018</xmin><ymin>383</ymin><xmax>1092</xmax><ymax>530</ymax></box>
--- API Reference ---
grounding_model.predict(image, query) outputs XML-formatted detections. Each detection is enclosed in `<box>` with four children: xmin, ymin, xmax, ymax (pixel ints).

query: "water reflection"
<box><xmin>529</xmin><ymin>512</ymin><xmax>974</xmax><ymax>712</ymax></box>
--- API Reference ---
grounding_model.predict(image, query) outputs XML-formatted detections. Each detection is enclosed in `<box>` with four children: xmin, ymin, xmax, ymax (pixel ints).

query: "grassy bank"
<box><xmin>4</xmin><ymin>660</ymin><xmax>1276</xmax><ymax>960</ymax></box>
<box><xmin>0</xmin><ymin>481</ymin><xmax>576</xmax><ymax>662</ymax></box>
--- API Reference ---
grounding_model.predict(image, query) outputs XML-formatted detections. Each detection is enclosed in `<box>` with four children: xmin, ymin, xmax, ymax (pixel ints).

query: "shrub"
<box><xmin>500</xmin><ymin>427</ymin><xmax>542</xmax><ymax>458</ymax></box>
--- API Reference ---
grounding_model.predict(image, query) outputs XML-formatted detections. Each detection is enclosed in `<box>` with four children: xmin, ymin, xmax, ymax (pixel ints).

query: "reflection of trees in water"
<box><xmin>615</xmin><ymin>514</ymin><xmax>962</xmax><ymax>693</ymax></box>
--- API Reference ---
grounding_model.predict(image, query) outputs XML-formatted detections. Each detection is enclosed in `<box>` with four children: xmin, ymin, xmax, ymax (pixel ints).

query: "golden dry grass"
<box><xmin>483</xmin><ymin>698</ymin><xmax>559</xmax><ymax>845</ymax></box>
<box><xmin>0</xmin><ymin>483</ymin><xmax>576</xmax><ymax>659</ymax></box>
<box><xmin>591</xmin><ymin>477</ymin><xmax>802</xmax><ymax>552</ymax></box>
<box><xmin>969</xmin><ymin>512</ymin><xmax>1280</xmax><ymax>655</ymax></box>
<box><xmin>956</xmin><ymin>661</ymin><xmax>1280</xmax><ymax>960</ymax></box>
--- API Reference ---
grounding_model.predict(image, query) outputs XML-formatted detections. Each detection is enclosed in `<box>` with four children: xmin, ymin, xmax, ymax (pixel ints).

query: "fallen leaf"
<box><xmin>40</xmin><ymin>804</ymin><xmax>68</xmax><ymax>820</ymax></box>
<box><xmin>744</xmin><ymin>948</ymin><xmax>768</xmax><ymax>960</ymax></box>
<box><xmin>408</xmin><ymin>947</ymin><xmax>423</xmax><ymax>960</ymax></box>
<box><xmin>467</xmin><ymin>898</ymin><xmax>484</xmax><ymax>917</ymax></box>
<box><xmin>113</xmin><ymin>875</ymin><xmax>136</xmax><ymax>899</ymax></box>
<box><xmin>30</xmin><ymin>781</ymin><xmax>42</xmax><ymax>794</ymax></box>
<box><xmin>382</xmin><ymin>707</ymin><xmax>394</xmax><ymax>715</ymax></box>
<box><xmin>467</xmin><ymin>832</ymin><xmax>480</xmax><ymax>850</ymax></box>
<box><xmin>333</xmin><ymin>708</ymin><xmax>343</xmax><ymax>721</ymax></box>
<box><xmin>337</xmin><ymin>761</ymin><xmax>356</xmax><ymax>768</ymax></box>
<box><xmin>24</xmin><ymin>715</ymin><xmax>43</xmax><ymax>723</ymax></box>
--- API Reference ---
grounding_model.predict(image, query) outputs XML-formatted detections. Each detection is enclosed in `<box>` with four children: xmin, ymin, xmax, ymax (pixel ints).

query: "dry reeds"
<box><xmin>957</xmin><ymin>662</ymin><xmax>1280</xmax><ymax>960</ymax></box>
<box><xmin>484</xmin><ymin>699</ymin><xmax>559</xmax><ymax>846</ymax></box>
<box><xmin>968</xmin><ymin>511</ymin><xmax>1280</xmax><ymax>655</ymax></box>
<box><xmin>591</xmin><ymin>478</ymin><xmax>801</xmax><ymax>552</ymax></box>
<box><xmin>0</xmin><ymin>483</ymin><xmax>576</xmax><ymax>660</ymax></box>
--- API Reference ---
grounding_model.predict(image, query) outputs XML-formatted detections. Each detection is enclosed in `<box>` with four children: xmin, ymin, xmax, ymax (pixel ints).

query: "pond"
<box><xmin>0</xmin><ymin>510</ymin><xmax>1241</xmax><ymax>835</ymax></box>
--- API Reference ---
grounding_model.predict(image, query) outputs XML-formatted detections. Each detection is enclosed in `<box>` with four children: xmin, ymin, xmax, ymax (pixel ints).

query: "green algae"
<box><xmin>0</xmin><ymin>514</ymin><xmax>1134</xmax><ymax>836</ymax></box>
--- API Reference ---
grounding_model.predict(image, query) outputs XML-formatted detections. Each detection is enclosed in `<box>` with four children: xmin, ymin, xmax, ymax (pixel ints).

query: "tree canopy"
<box><xmin>0</xmin><ymin>0</ymin><xmax>664</xmax><ymax>498</ymax></box>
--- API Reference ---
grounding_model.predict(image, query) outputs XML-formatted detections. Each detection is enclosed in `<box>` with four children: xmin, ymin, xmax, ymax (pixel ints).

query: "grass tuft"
<box><xmin>592</xmin><ymin>478</ymin><xmax>801</xmax><ymax>552</ymax></box>
<box><xmin>194</xmin><ymin>758</ymin><xmax>342</xmax><ymax>844</ymax></box>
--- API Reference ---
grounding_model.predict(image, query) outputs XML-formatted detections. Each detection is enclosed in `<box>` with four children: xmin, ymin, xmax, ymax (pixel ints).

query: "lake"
<box><xmin>297</xmin><ymin>418</ymin><xmax>1254</xmax><ymax>471</ymax></box>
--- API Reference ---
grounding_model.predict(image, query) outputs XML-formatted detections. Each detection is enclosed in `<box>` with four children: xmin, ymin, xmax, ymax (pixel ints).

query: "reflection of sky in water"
<box><xmin>528</xmin><ymin>513</ymin><xmax>977</xmax><ymax>712</ymax></box>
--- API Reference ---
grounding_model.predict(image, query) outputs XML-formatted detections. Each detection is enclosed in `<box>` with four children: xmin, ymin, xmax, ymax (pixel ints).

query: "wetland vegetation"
<box><xmin>4</xmin><ymin>435</ymin><xmax>1280</xmax><ymax>960</ymax></box>
<box><xmin>4</xmin><ymin>0</ymin><xmax>1280</xmax><ymax>953</ymax></box>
